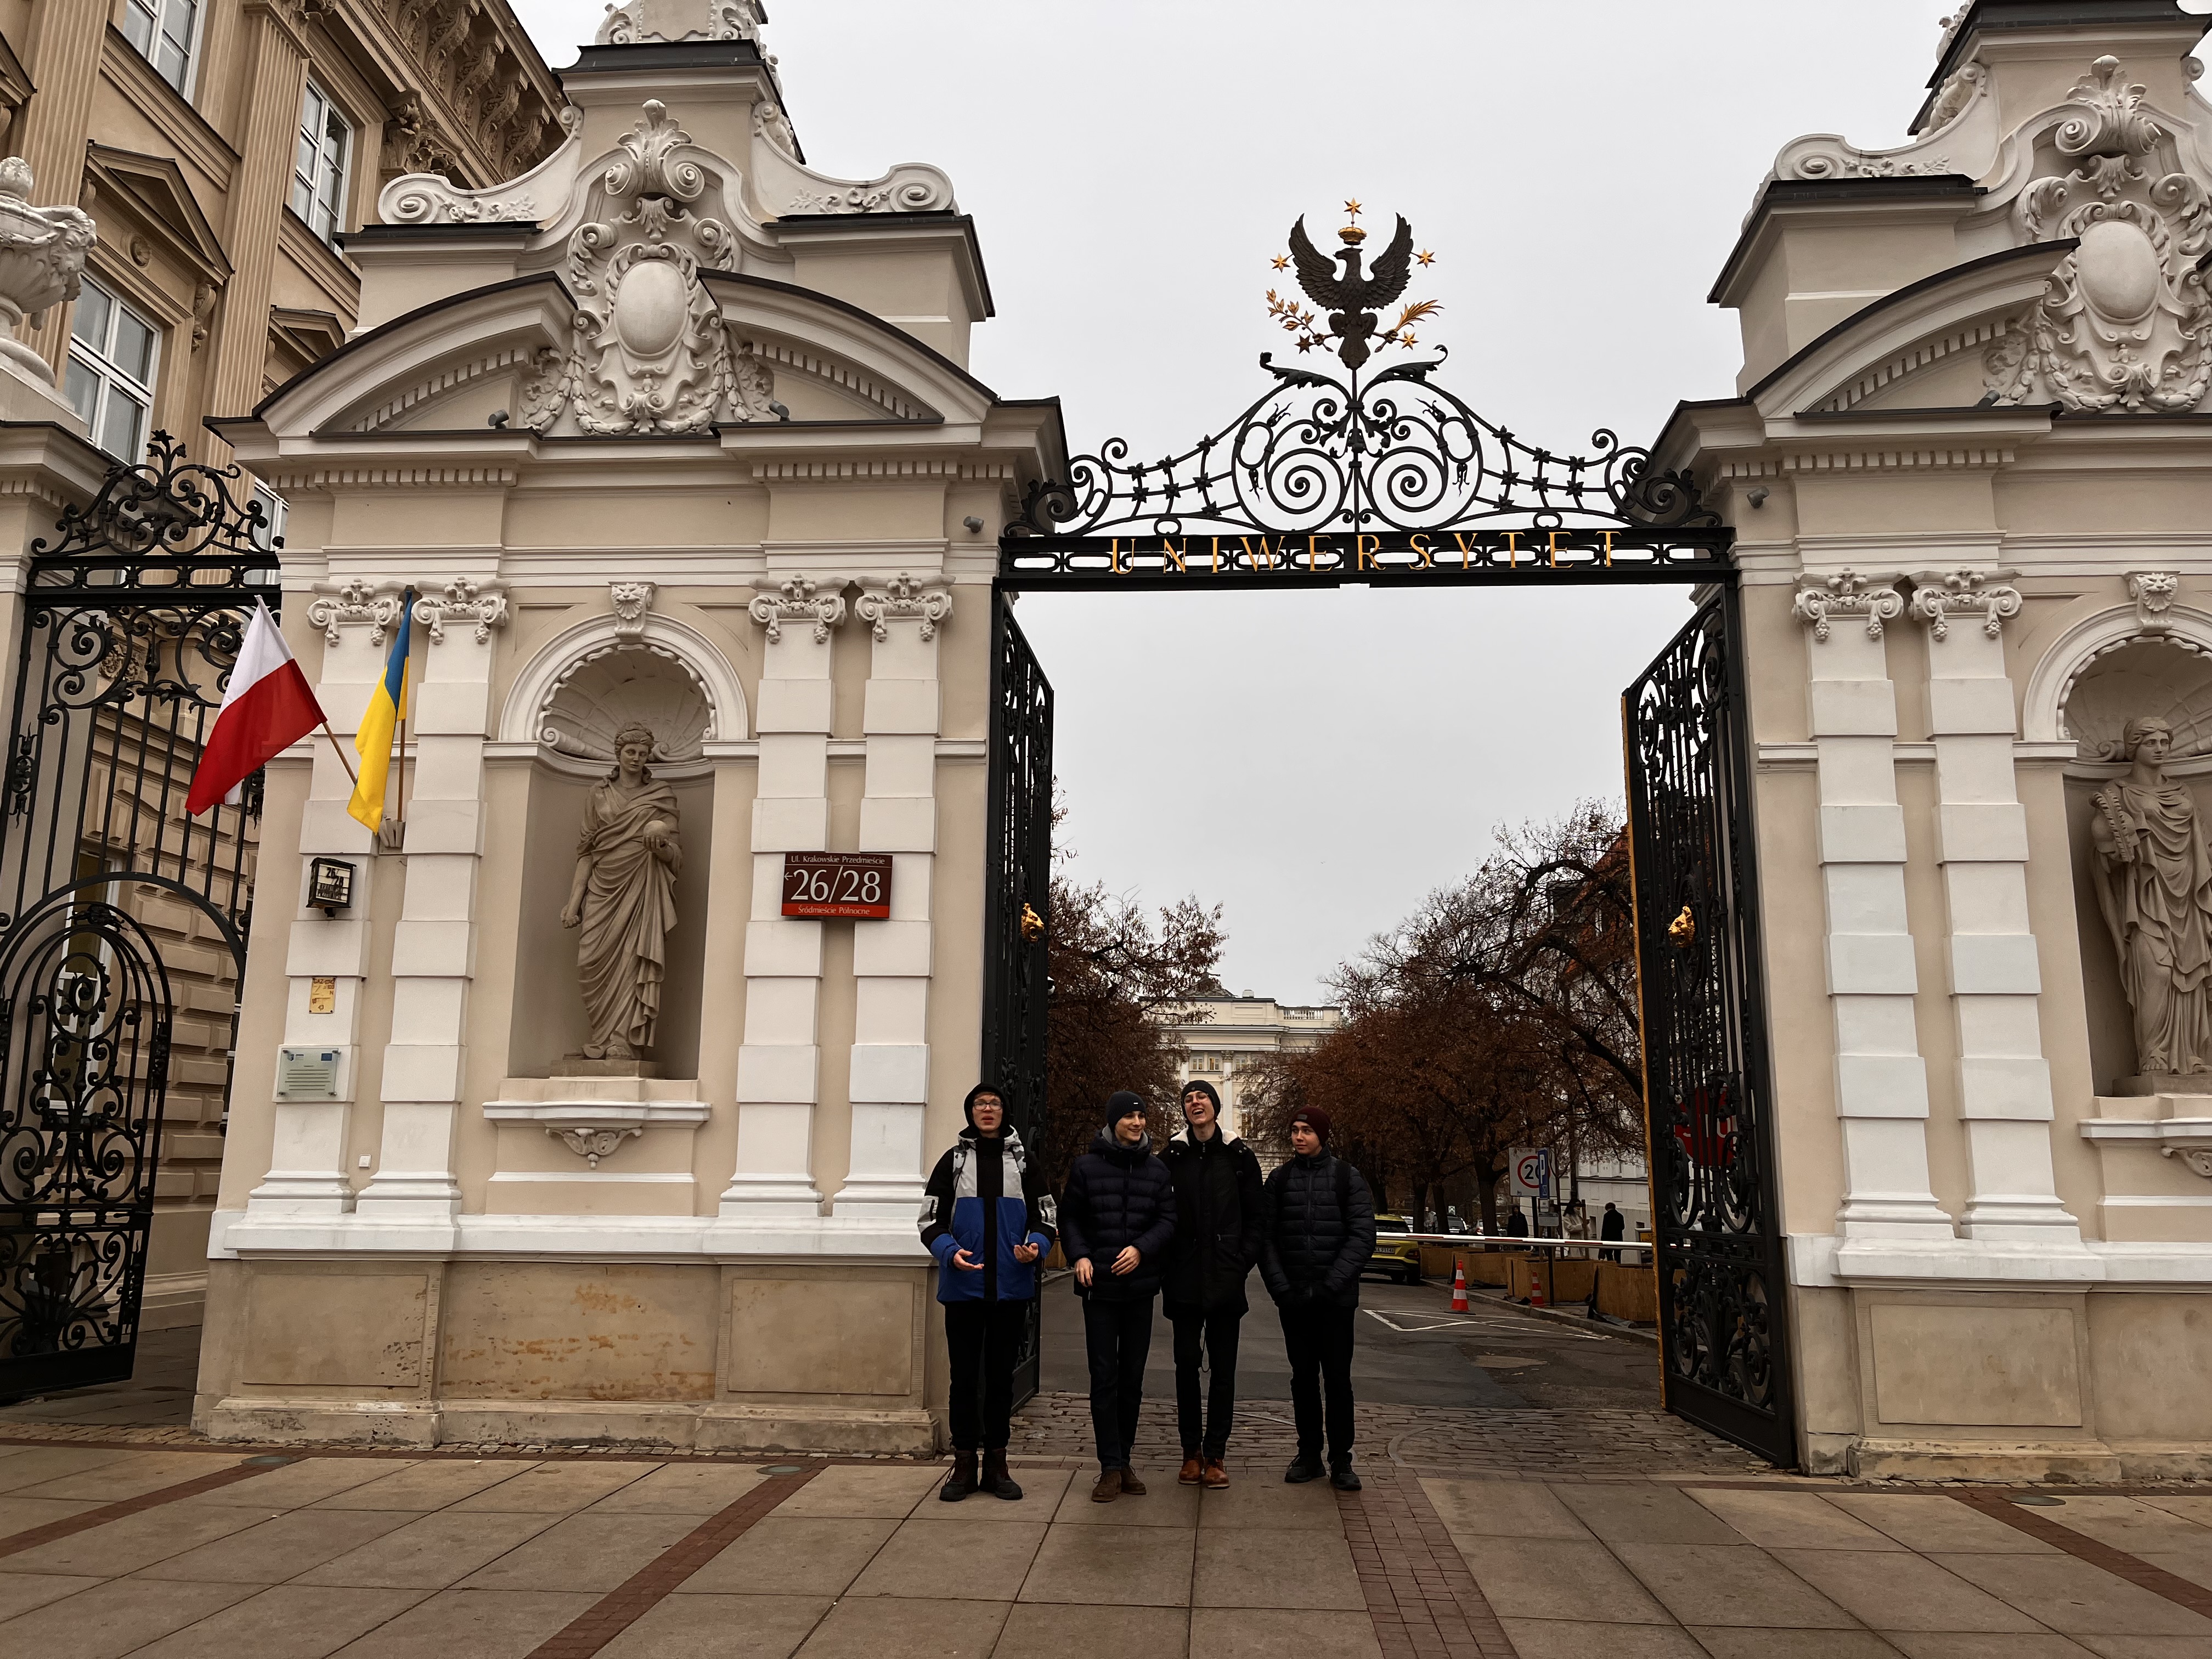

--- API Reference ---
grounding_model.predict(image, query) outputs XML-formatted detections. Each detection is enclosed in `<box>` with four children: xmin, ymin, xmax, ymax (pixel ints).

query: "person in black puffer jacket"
<box><xmin>1159</xmin><ymin>1079</ymin><xmax>1264</xmax><ymax>1487</ymax></box>
<box><xmin>1259</xmin><ymin>1105</ymin><xmax>1376</xmax><ymax>1491</ymax></box>
<box><xmin>1059</xmin><ymin>1090</ymin><xmax>1175</xmax><ymax>1502</ymax></box>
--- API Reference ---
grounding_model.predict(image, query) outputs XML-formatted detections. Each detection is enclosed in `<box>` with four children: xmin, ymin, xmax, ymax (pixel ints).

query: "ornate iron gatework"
<box><xmin>981</xmin><ymin>589</ymin><xmax>1053</xmax><ymax>1407</ymax></box>
<box><xmin>1623</xmin><ymin>596</ymin><xmax>1793</xmax><ymax>1466</ymax></box>
<box><xmin>0</xmin><ymin>433</ymin><xmax>278</xmax><ymax>1399</ymax></box>
<box><xmin>1004</xmin><ymin>207</ymin><xmax>1724</xmax><ymax>587</ymax></box>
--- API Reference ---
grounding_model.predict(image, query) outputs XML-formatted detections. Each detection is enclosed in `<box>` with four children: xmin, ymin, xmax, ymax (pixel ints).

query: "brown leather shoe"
<box><xmin>1090</xmin><ymin>1470</ymin><xmax>1121</xmax><ymax>1503</ymax></box>
<box><xmin>1178</xmin><ymin>1455</ymin><xmax>1204</xmax><ymax>1486</ymax></box>
<box><xmin>1201</xmin><ymin>1458</ymin><xmax>1229</xmax><ymax>1489</ymax></box>
<box><xmin>1119</xmin><ymin>1468</ymin><xmax>1148</xmax><ymax>1496</ymax></box>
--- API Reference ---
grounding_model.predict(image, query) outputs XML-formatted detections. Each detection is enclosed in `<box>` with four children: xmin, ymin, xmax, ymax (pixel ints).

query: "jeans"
<box><xmin>944</xmin><ymin>1299</ymin><xmax>1027</xmax><ymax>1452</ymax></box>
<box><xmin>1081</xmin><ymin>1294</ymin><xmax>1154</xmax><ymax>1469</ymax></box>
<box><xmin>1278</xmin><ymin>1299</ymin><xmax>1357</xmax><ymax>1463</ymax></box>
<box><xmin>1170</xmin><ymin>1306</ymin><xmax>1243</xmax><ymax>1459</ymax></box>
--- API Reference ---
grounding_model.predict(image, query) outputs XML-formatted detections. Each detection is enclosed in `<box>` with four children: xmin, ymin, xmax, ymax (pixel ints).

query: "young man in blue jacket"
<box><xmin>919</xmin><ymin>1082</ymin><xmax>1057</xmax><ymax>1502</ymax></box>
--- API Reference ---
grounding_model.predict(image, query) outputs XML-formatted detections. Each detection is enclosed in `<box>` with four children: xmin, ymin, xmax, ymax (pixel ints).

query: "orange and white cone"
<box><xmin>1450</xmin><ymin>1262</ymin><xmax>1469</xmax><ymax>1313</ymax></box>
<box><xmin>1530</xmin><ymin>1262</ymin><xmax>1548</xmax><ymax>1308</ymax></box>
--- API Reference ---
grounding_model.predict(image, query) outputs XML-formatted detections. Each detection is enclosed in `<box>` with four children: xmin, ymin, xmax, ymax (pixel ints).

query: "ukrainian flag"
<box><xmin>347</xmin><ymin>590</ymin><xmax>414</xmax><ymax>832</ymax></box>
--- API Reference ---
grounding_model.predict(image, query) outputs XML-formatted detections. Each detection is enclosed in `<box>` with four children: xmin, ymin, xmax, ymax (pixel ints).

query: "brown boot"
<box><xmin>1178</xmin><ymin>1453</ymin><xmax>1204</xmax><ymax>1486</ymax></box>
<box><xmin>1119</xmin><ymin>1468</ymin><xmax>1147</xmax><ymax>1496</ymax></box>
<box><xmin>980</xmin><ymin>1449</ymin><xmax>1023</xmax><ymax>1501</ymax></box>
<box><xmin>938</xmin><ymin>1449</ymin><xmax>977</xmax><ymax>1503</ymax></box>
<box><xmin>1201</xmin><ymin>1458</ymin><xmax>1229</xmax><ymax>1489</ymax></box>
<box><xmin>1090</xmin><ymin>1469</ymin><xmax>1121</xmax><ymax>1503</ymax></box>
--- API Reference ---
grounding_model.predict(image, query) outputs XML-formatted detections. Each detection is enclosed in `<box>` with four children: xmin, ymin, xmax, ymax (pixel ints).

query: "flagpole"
<box><xmin>396</xmin><ymin>589</ymin><xmax>414</xmax><ymax>844</ymax></box>
<box><xmin>318</xmin><ymin>721</ymin><xmax>359</xmax><ymax>787</ymax></box>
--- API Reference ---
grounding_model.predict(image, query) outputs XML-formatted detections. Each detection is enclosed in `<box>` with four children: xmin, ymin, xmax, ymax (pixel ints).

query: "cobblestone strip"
<box><xmin>523</xmin><ymin>1465</ymin><xmax>820</xmax><ymax>1659</ymax></box>
<box><xmin>0</xmin><ymin>1454</ymin><xmax>288</xmax><ymax>1559</ymax></box>
<box><xmin>1951</xmin><ymin>1490</ymin><xmax>2212</xmax><ymax>1620</ymax></box>
<box><xmin>1339</xmin><ymin>1463</ymin><xmax>1518</xmax><ymax>1659</ymax></box>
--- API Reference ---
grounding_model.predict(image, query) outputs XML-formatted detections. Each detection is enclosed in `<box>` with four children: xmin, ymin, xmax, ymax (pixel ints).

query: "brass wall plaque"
<box><xmin>308</xmin><ymin>975</ymin><xmax>337</xmax><ymax>1014</ymax></box>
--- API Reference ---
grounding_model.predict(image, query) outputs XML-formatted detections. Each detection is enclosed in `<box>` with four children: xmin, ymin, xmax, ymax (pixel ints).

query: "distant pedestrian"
<box><xmin>1060</xmin><ymin>1091</ymin><xmax>1176</xmax><ymax>1503</ymax></box>
<box><xmin>1259</xmin><ymin>1106</ymin><xmax>1375</xmax><ymax>1491</ymax></box>
<box><xmin>921</xmin><ymin>1084</ymin><xmax>1057</xmax><ymax>1502</ymax></box>
<box><xmin>1599</xmin><ymin>1201</ymin><xmax>1625</xmax><ymax>1263</ymax></box>
<box><xmin>1505</xmin><ymin>1204</ymin><xmax>1530</xmax><ymax>1238</ymax></box>
<box><xmin>1160</xmin><ymin>1079</ymin><xmax>1265</xmax><ymax>1489</ymax></box>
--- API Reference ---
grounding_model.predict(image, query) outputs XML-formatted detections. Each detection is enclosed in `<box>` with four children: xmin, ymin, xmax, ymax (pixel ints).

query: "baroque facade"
<box><xmin>1161</xmin><ymin>993</ymin><xmax>1341</xmax><ymax>1161</ymax></box>
<box><xmin>1660</xmin><ymin>0</ymin><xmax>2212</xmax><ymax>1475</ymax></box>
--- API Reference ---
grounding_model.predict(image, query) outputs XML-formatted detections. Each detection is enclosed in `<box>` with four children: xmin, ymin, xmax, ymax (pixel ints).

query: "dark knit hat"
<box><xmin>1180</xmin><ymin>1079</ymin><xmax>1221</xmax><ymax>1113</ymax></box>
<box><xmin>1290</xmin><ymin>1105</ymin><xmax>1332</xmax><ymax>1143</ymax></box>
<box><xmin>963</xmin><ymin>1082</ymin><xmax>1006</xmax><ymax>1128</ymax></box>
<box><xmin>1106</xmin><ymin>1090</ymin><xmax>1147</xmax><ymax>1126</ymax></box>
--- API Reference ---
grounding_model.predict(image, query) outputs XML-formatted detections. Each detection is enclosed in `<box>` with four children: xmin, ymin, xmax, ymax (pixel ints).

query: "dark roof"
<box><xmin>1917</xmin><ymin>1</ymin><xmax>2199</xmax><ymax>131</ymax></box>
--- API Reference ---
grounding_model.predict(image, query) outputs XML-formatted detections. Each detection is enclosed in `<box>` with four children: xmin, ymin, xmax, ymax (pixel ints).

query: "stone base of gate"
<box><xmin>198</xmin><ymin>1396</ymin><xmax>942</xmax><ymax>1454</ymax></box>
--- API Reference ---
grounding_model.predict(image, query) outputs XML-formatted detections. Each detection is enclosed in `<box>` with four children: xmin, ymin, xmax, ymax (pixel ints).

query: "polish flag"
<box><xmin>186</xmin><ymin>599</ymin><xmax>325</xmax><ymax>814</ymax></box>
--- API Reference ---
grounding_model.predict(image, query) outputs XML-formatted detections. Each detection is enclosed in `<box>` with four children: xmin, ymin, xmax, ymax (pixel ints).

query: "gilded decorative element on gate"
<box><xmin>1906</xmin><ymin>570</ymin><xmax>2022</xmax><ymax>641</ymax></box>
<box><xmin>1791</xmin><ymin>570</ymin><xmax>1905</xmax><ymax>642</ymax></box>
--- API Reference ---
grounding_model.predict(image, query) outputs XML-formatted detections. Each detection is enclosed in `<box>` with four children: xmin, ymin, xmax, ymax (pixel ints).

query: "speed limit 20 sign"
<box><xmin>780</xmin><ymin>852</ymin><xmax>893</xmax><ymax>919</ymax></box>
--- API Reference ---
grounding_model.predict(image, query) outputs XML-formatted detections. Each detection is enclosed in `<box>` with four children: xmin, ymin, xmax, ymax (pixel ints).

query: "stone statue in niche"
<box><xmin>2090</xmin><ymin>715</ymin><xmax>2212</xmax><ymax>1082</ymax></box>
<box><xmin>561</xmin><ymin>723</ymin><xmax>682</xmax><ymax>1060</ymax></box>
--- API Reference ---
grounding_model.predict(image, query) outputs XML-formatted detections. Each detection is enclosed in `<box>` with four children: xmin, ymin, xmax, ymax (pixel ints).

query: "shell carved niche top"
<box><xmin>541</xmin><ymin>644</ymin><xmax>715</xmax><ymax>768</ymax></box>
<box><xmin>2064</xmin><ymin>640</ymin><xmax>2212</xmax><ymax>768</ymax></box>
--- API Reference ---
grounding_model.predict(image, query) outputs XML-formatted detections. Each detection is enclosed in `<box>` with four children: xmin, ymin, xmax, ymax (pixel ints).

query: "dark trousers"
<box><xmin>1081</xmin><ymin>1294</ymin><xmax>1154</xmax><ymax>1470</ymax></box>
<box><xmin>1170</xmin><ymin>1306</ymin><xmax>1243</xmax><ymax>1459</ymax></box>
<box><xmin>1278</xmin><ymin>1300</ymin><xmax>1357</xmax><ymax>1463</ymax></box>
<box><xmin>944</xmin><ymin>1299</ymin><xmax>1027</xmax><ymax>1452</ymax></box>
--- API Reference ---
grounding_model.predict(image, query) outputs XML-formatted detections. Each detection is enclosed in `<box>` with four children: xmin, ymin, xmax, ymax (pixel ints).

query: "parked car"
<box><xmin>1369</xmin><ymin>1212</ymin><xmax>1422</xmax><ymax>1284</ymax></box>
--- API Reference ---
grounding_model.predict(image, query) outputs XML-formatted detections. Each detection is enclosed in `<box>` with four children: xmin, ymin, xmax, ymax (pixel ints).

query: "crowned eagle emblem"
<box><xmin>1266</xmin><ymin>204</ymin><xmax>1438</xmax><ymax>370</ymax></box>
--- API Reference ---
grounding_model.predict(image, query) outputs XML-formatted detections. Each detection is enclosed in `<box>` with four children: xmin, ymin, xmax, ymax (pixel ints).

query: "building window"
<box><xmin>290</xmin><ymin>82</ymin><xmax>351</xmax><ymax>244</ymax></box>
<box><xmin>122</xmin><ymin>0</ymin><xmax>201</xmax><ymax>95</ymax></box>
<box><xmin>250</xmin><ymin>484</ymin><xmax>289</xmax><ymax>553</ymax></box>
<box><xmin>65</xmin><ymin>277</ymin><xmax>157</xmax><ymax>461</ymax></box>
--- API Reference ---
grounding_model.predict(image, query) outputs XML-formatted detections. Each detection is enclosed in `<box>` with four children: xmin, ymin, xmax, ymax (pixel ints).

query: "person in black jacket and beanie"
<box><xmin>1259</xmin><ymin>1105</ymin><xmax>1376</xmax><ymax>1490</ymax></box>
<box><xmin>1159</xmin><ymin>1079</ymin><xmax>1263</xmax><ymax>1488</ymax></box>
<box><xmin>1059</xmin><ymin>1090</ymin><xmax>1175</xmax><ymax>1503</ymax></box>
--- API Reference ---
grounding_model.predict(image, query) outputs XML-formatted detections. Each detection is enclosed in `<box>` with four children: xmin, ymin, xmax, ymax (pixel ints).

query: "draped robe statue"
<box><xmin>2090</xmin><ymin>716</ymin><xmax>2212</xmax><ymax>1079</ymax></box>
<box><xmin>561</xmin><ymin>724</ymin><xmax>682</xmax><ymax>1059</ymax></box>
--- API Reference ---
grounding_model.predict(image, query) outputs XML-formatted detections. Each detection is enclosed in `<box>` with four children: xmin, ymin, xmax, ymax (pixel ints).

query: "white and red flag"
<box><xmin>186</xmin><ymin>599</ymin><xmax>325</xmax><ymax>815</ymax></box>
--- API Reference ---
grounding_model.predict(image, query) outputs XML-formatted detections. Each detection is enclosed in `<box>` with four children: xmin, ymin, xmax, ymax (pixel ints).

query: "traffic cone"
<box><xmin>1450</xmin><ymin>1262</ymin><xmax>1468</xmax><ymax>1313</ymax></box>
<box><xmin>1530</xmin><ymin>1261</ymin><xmax>1548</xmax><ymax>1308</ymax></box>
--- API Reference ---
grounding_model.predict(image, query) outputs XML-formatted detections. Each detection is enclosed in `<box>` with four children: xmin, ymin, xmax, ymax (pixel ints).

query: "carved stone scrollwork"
<box><xmin>550</xmin><ymin>1125</ymin><xmax>642</xmax><ymax>1169</ymax></box>
<box><xmin>306</xmin><ymin>579</ymin><xmax>405</xmax><ymax>648</ymax></box>
<box><xmin>596</xmin><ymin>0</ymin><xmax>763</xmax><ymax>44</ymax></box>
<box><xmin>0</xmin><ymin>157</ymin><xmax>95</xmax><ymax>387</ymax></box>
<box><xmin>1907</xmin><ymin>569</ymin><xmax>2023</xmax><ymax>641</ymax></box>
<box><xmin>611</xmin><ymin>580</ymin><xmax>656</xmax><ymax>640</ymax></box>
<box><xmin>2130</xmin><ymin>571</ymin><xmax>2180</xmax><ymax>634</ymax></box>
<box><xmin>413</xmin><ymin>578</ymin><xmax>509</xmax><ymax>645</ymax></box>
<box><xmin>854</xmin><ymin>573</ymin><xmax>951</xmax><ymax>643</ymax></box>
<box><xmin>1792</xmin><ymin>569</ymin><xmax>1904</xmax><ymax>642</ymax></box>
<box><xmin>748</xmin><ymin>577</ymin><xmax>844</xmax><ymax>645</ymax></box>
<box><xmin>2164</xmin><ymin>1147</ymin><xmax>2212</xmax><ymax>1179</ymax></box>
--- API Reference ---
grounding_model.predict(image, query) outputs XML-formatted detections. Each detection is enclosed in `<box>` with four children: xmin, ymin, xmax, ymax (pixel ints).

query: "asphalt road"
<box><xmin>1038</xmin><ymin>1266</ymin><xmax>1660</xmax><ymax>1411</ymax></box>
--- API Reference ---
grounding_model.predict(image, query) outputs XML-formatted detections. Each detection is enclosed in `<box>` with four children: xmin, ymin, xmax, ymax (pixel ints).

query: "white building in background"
<box><xmin>1160</xmin><ymin>994</ymin><xmax>1341</xmax><ymax>1159</ymax></box>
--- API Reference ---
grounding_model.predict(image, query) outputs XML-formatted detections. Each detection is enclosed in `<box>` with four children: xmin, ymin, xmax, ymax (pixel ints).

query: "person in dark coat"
<box><xmin>1599</xmin><ymin>1201</ymin><xmax>1625</xmax><ymax>1263</ymax></box>
<box><xmin>1159</xmin><ymin>1079</ymin><xmax>1264</xmax><ymax>1488</ymax></box>
<box><xmin>1259</xmin><ymin>1105</ymin><xmax>1376</xmax><ymax>1491</ymax></box>
<box><xmin>1059</xmin><ymin>1090</ymin><xmax>1176</xmax><ymax>1503</ymax></box>
<box><xmin>919</xmin><ymin>1083</ymin><xmax>1057</xmax><ymax>1502</ymax></box>
<box><xmin>1505</xmin><ymin>1204</ymin><xmax>1530</xmax><ymax>1238</ymax></box>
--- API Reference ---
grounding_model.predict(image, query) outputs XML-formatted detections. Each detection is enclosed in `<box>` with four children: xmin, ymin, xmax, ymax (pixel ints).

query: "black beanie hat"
<box><xmin>964</xmin><ymin>1082</ymin><xmax>1006</xmax><ymax>1129</ymax></box>
<box><xmin>1105</xmin><ymin>1090</ymin><xmax>1147</xmax><ymax>1126</ymax></box>
<box><xmin>1180</xmin><ymin>1079</ymin><xmax>1221</xmax><ymax>1113</ymax></box>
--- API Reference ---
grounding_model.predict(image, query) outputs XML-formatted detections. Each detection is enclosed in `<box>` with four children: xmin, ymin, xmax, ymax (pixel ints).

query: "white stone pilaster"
<box><xmin>723</xmin><ymin>578</ymin><xmax>847</xmax><ymax>1218</ymax></box>
<box><xmin>833</xmin><ymin>576</ymin><xmax>949</xmax><ymax>1218</ymax></box>
<box><xmin>1909</xmin><ymin>572</ymin><xmax>2082</xmax><ymax>1243</ymax></box>
<box><xmin>354</xmin><ymin>580</ymin><xmax>507</xmax><ymax>1226</ymax></box>
<box><xmin>1793</xmin><ymin>571</ymin><xmax>1953</xmax><ymax>1239</ymax></box>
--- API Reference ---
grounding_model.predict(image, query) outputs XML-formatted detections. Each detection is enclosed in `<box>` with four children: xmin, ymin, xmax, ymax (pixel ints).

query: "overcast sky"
<box><xmin>506</xmin><ymin>2</ymin><xmax>2207</xmax><ymax>1003</ymax></box>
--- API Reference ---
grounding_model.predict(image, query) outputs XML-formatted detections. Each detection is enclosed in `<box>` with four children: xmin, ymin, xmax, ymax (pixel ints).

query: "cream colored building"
<box><xmin>1661</xmin><ymin>0</ymin><xmax>2212</xmax><ymax>1476</ymax></box>
<box><xmin>1162</xmin><ymin>993</ymin><xmax>1341</xmax><ymax>1159</ymax></box>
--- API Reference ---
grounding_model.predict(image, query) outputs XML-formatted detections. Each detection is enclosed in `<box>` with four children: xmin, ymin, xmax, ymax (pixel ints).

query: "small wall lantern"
<box><xmin>309</xmin><ymin>856</ymin><xmax>356</xmax><ymax>916</ymax></box>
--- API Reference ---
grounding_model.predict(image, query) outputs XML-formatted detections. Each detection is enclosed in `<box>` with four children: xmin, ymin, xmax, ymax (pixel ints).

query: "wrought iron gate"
<box><xmin>981</xmin><ymin>588</ymin><xmax>1053</xmax><ymax>1406</ymax></box>
<box><xmin>1623</xmin><ymin>590</ymin><xmax>1795</xmax><ymax>1466</ymax></box>
<box><xmin>0</xmin><ymin>435</ymin><xmax>276</xmax><ymax>1399</ymax></box>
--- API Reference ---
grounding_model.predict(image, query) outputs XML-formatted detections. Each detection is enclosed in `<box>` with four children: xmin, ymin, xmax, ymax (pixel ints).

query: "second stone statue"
<box><xmin>562</xmin><ymin>721</ymin><xmax>683</xmax><ymax>1062</ymax></box>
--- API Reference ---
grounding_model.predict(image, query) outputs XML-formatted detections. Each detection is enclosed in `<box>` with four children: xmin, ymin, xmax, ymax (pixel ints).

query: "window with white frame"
<box><xmin>65</xmin><ymin>277</ymin><xmax>158</xmax><ymax>461</ymax></box>
<box><xmin>122</xmin><ymin>0</ymin><xmax>202</xmax><ymax>97</ymax></box>
<box><xmin>250</xmin><ymin>483</ymin><xmax>289</xmax><ymax>553</ymax></box>
<box><xmin>290</xmin><ymin>81</ymin><xmax>351</xmax><ymax>244</ymax></box>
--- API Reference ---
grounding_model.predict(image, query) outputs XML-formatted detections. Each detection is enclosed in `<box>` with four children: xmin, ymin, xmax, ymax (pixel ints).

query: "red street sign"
<box><xmin>781</xmin><ymin>852</ymin><xmax>892</xmax><ymax>919</ymax></box>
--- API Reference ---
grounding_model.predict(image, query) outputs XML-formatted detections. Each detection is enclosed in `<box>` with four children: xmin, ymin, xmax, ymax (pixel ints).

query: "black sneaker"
<box><xmin>1284</xmin><ymin>1453</ymin><xmax>1326</xmax><ymax>1484</ymax></box>
<box><xmin>1330</xmin><ymin>1460</ymin><xmax>1362</xmax><ymax>1492</ymax></box>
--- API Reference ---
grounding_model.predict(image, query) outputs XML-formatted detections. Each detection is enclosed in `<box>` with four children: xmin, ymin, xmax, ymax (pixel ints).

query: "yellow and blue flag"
<box><xmin>347</xmin><ymin>589</ymin><xmax>414</xmax><ymax>832</ymax></box>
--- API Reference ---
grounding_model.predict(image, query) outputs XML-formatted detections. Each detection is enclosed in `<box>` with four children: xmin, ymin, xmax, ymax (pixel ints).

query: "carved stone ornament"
<box><xmin>1907</xmin><ymin>569</ymin><xmax>2023</xmax><ymax>641</ymax></box>
<box><xmin>2090</xmin><ymin>716</ymin><xmax>2212</xmax><ymax>1079</ymax></box>
<box><xmin>596</xmin><ymin>0</ymin><xmax>763</xmax><ymax>44</ymax></box>
<box><xmin>748</xmin><ymin>577</ymin><xmax>845</xmax><ymax>645</ymax></box>
<box><xmin>0</xmin><ymin>157</ymin><xmax>95</xmax><ymax>387</ymax></box>
<box><xmin>2164</xmin><ymin>1146</ymin><xmax>2212</xmax><ymax>1179</ymax></box>
<box><xmin>1983</xmin><ymin>58</ymin><xmax>2212</xmax><ymax>414</ymax></box>
<box><xmin>611</xmin><ymin>580</ymin><xmax>656</xmax><ymax>640</ymax></box>
<box><xmin>854</xmin><ymin>573</ymin><xmax>951</xmax><ymax>643</ymax></box>
<box><xmin>306</xmin><ymin>579</ymin><xmax>405</xmax><ymax>648</ymax></box>
<box><xmin>413</xmin><ymin>578</ymin><xmax>510</xmax><ymax>645</ymax></box>
<box><xmin>1792</xmin><ymin>569</ymin><xmax>1905</xmax><ymax>642</ymax></box>
<box><xmin>551</xmin><ymin>1125</ymin><xmax>642</xmax><ymax>1168</ymax></box>
<box><xmin>518</xmin><ymin>101</ymin><xmax>778</xmax><ymax>436</ymax></box>
<box><xmin>2131</xmin><ymin>571</ymin><xmax>2180</xmax><ymax>634</ymax></box>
